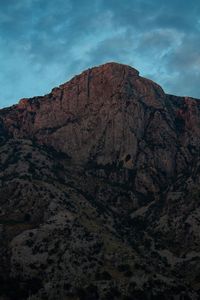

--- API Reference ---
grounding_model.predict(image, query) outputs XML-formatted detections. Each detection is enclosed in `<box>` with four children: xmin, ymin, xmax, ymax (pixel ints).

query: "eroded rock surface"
<box><xmin>0</xmin><ymin>62</ymin><xmax>200</xmax><ymax>299</ymax></box>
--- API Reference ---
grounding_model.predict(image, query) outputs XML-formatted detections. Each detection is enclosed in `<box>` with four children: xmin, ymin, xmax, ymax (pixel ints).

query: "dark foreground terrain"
<box><xmin>0</xmin><ymin>62</ymin><xmax>200</xmax><ymax>299</ymax></box>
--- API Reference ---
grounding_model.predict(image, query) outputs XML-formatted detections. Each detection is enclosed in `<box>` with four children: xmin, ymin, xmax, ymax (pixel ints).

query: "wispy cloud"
<box><xmin>0</xmin><ymin>0</ymin><xmax>200</xmax><ymax>107</ymax></box>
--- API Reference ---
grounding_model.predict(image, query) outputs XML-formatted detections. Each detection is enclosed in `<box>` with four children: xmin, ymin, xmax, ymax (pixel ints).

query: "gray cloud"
<box><xmin>0</xmin><ymin>0</ymin><xmax>200</xmax><ymax>107</ymax></box>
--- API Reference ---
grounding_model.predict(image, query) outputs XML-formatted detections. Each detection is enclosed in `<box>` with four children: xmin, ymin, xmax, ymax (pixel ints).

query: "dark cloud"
<box><xmin>0</xmin><ymin>0</ymin><xmax>200</xmax><ymax>107</ymax></box>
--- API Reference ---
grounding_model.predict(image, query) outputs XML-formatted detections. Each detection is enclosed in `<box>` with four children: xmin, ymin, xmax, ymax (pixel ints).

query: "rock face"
<box><xmin>0</xmin><ymin>62</ymin><xmax>200</xmax><ymax>299</ymax></box>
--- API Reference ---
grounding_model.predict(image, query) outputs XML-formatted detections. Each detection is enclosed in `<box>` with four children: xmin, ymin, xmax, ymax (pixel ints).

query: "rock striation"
<box><xmin>0</xmin><ymin>62</ymin><xmax>200</xmax><ymax>299</ymax></box>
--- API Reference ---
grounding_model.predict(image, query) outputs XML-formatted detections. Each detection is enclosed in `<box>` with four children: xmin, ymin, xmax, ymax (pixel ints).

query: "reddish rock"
<box><xmin>0</xmin><ymin>62</ymin><xmax>200</xmax><ymax>299</ymax></box>
<box><xmin>1</xmin><ymin>62</ymin><xmax>200</xmax><ymax>194</ymax></box>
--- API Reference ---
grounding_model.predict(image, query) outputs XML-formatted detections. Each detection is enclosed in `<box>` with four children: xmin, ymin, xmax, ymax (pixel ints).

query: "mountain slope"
<box><xmin>0</xmin><ymin>62</ymin><xmax>200</xmax><ymax>300</ymax></box>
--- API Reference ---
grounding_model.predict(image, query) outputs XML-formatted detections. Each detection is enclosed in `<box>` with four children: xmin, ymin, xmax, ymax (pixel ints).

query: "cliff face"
<box><xmin>1</xmin><ymin>62</ymin><xmax>200</xmax><ymax>300</ymax></box>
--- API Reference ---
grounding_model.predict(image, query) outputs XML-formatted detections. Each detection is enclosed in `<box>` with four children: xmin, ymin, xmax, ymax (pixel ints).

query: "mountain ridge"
<box><xmin>0</xmin><ymin>62</ymin><xmax>200</xmax><ymax>300</ymax></box>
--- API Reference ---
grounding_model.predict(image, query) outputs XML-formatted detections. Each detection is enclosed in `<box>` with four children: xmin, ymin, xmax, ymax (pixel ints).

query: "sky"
<box><xmin>0</xmin><ymin>0</ymin><xmax>200</xmax><ymax>108</ymax></box>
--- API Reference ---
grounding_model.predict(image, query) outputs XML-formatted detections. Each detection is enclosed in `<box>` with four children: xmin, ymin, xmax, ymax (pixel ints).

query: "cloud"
<box><xmin>0</xmin><ymin>0</ymin><xmax>200</xmax><ymax>107</ymax></box>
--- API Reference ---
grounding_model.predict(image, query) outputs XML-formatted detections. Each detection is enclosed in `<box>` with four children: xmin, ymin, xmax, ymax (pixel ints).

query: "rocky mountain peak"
<box><xmin>1</xmin><ymin>63</ymin><xmax>200</xmax><ymax>299</ymax></box>
<box><xmin>88</xmin><ymin>61</ymin><xmax>140</xmax><ymax>75</ymax></box>
<box><xmin>2</xmin><ymin>63</ymin><xmax>167</xmax><ymax>160</ymax></box>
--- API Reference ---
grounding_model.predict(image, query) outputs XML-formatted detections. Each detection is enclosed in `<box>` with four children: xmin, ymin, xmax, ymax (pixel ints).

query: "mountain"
<box><xmin>0</xmin><ymin>62</ymin><xmax>200</xmax><ymax>300</ymax></box>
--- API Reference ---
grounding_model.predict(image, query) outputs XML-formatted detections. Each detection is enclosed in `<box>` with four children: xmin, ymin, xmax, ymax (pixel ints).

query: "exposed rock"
<box><xmin>0</xmin><ymin>62</ymin><xmax>200</xmax><ymax>299</ymax></box>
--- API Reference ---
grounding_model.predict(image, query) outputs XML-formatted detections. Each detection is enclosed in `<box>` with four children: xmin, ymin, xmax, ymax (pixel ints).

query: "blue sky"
<box><xmin>0</xmin><ymin>0</ymin><xmax>200</xmax><ymax>108</ymax></box>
